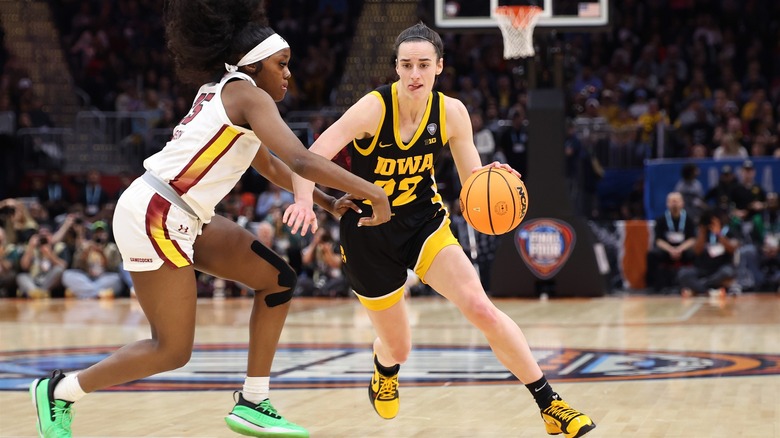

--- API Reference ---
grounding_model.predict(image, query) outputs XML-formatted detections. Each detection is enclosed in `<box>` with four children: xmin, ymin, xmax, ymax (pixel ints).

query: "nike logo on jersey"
<box><xmin>379</xmin><ymin>142</ymin><xmax>393</xmax><ymax>148</ymax></box>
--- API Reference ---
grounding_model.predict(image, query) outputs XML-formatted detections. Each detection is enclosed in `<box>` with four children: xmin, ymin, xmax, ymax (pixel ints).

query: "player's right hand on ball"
<box><xmin>475</xmin><ymin>161</ymin><xmax>522</xmax><ymax>179</ymax></box>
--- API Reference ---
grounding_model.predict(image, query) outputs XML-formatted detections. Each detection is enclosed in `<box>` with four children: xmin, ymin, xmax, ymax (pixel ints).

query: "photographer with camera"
<box><xmin>296</xmin><ymin>227</ymin><xmax>348</xmax><ymax>297</ymax></box>
<box><xmin>677</xmin><ymin>208</ymin><xmax>740</xmax><ymax>297</ymax></box>
<box><xmin>16</xmin><ymin>225</ymin><xmax>68</xmax><ymax>298</ymax></box>
<box><xmin>61</xmin><ymin>220</ymin><xmax>123</xmax><ymax>299</ymax></box>
<box><xmin>0</xmin><ymin>198</ymin><xmax>39</xmax><ymax>245</ymax></box>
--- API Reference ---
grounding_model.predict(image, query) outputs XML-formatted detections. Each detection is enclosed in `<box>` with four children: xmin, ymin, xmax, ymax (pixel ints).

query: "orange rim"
<box><xmin>495</xmin><ymin>5</ymin><xmax>542</xmax><ymax>28</ymax></box>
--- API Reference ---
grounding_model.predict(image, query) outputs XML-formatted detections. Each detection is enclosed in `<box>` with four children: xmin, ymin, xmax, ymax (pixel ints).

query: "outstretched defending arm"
<box><xmin>227</xmin><ymin>81</ymin><xmax>390</xmax><ymax>228</ymax></box>
<box><xmin>284</xmin><ymin>93</ymin><xmax>385</xmax><ymax>235</ymax></box>
<box><xmin>251</xmin><ymin>144</ymin><xmax>361</xmax><ymax>219</ymax></box>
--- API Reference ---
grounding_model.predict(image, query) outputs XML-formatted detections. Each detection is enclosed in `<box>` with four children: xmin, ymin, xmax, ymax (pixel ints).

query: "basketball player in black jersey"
<box><xmin>285</xmin><ymin>22</ymin><xmax>595</xmax><ymax>438</ymax></box>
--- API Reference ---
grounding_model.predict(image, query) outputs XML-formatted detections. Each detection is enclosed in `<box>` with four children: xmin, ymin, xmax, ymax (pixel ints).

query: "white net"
<box><xmin>495</xmin><ymin>6</ymin><xmax>542</xmax><ymax>59</ymax></box>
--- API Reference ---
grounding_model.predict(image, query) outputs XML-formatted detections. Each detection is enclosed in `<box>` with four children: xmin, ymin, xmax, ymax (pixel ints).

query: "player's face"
<box><xmin>255</xmin><ymin>48</ymin><xmax>291</xmax><ymax>102</ymax></box>
<box><xmin>395</xmin><ymin>41</ymin><xmax>443</xmax><ymax>98</ymax></box>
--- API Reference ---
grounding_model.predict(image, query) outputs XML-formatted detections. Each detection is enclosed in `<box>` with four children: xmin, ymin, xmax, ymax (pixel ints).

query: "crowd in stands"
<box><xmin>0</xmin><ymin>1</ymin><xmax>362</xmax><ymax>177</ymax></box>
<box><xmin>47</xmin><ymin>0</ymin><xmax>361</xmax><ymax>120</ymax></box>
<box><xmin>0</xmin><ymin>0</ymin><xmax>416</xmax><ymax>300</ymax></box>
<box><xmin>1</xmin><ymin>0</ymin><xmax>780</xmax><ymax>297</ymax></box>
<box><xmin>420</xmin><ymin>0</ymin><xmax>780</xmax><ymax>220</ymax></box>
<box><xmin>0</xmin><ymin>168</ymin><xmax>366</xmax><ymax>299</ymax></box>
<box><xmin>419</xmin><ymin>1</ymin><xmax>780</xmax><ymax>294</ymax></box>
<box><xmin>646</xmin><ymin>159</ymin><xmax>779</xmax><ymax>295</ymax></box>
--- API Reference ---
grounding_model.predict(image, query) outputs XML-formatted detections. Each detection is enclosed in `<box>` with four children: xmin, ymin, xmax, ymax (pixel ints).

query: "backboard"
<box><xmin>434</xmin><ymin>0</ymin><xmax>609</xmax><ymax>30</ymax></box>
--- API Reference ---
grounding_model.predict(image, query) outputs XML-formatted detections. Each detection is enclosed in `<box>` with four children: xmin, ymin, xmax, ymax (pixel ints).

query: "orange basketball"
<box><xmin>459</xmin><ymin>167</ymin><xmax>528</xmax><ymax>235</ymax></box>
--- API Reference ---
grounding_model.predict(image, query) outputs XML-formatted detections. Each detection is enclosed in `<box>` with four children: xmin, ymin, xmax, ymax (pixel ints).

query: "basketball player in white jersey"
<box><xmin>29</xmin><ymin>1</ymin><xmax>390</xmax><ymax>437</ymax></box>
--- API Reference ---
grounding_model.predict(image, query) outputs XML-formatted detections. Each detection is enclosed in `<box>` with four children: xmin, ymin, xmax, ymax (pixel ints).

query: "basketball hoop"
<box><xmin>495</xmin><ymin>5</ymin><xmax>542</xmax><ymax>59</ymax></box>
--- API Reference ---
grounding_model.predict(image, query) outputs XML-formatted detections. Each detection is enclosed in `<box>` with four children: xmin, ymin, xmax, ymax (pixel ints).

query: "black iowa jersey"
<box><xmin>351</xmin><ymin>82</ymin><xmax>447</xmax><ymax>213</ymax></box>
<box><xmin>339</xmin><ymin>83</ymin><xmax>461</xmax><ymax>304</ymax></box>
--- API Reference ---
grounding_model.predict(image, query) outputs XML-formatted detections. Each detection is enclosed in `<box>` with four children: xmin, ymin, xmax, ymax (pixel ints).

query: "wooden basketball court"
<box><xmin>1</xmin><ymin>293</ymin><xmax>778</xmax><ymax>437</ymax></box>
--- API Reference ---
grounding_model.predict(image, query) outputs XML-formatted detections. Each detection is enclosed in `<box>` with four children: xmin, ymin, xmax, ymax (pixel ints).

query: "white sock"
<box><xmin>242</xmin><ymin>376</ymin><xmax>270</xmax><ymax>404</ymax></box>
<box><xmin>53</xmin><ymin>373</ymin><xmax>87</xmax><ymax>403</ymax></box>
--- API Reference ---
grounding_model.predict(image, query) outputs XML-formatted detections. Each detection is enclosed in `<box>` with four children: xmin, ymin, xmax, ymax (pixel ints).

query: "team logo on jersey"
<box><xmin>515</xmin><ymin>218</ymin><xmax>576</xmax><ymax>280</ymax></box>
<box><xmin>426</xmin><ymin>123</ymin><xmax>437</xmax><ymax>136</ymax></box>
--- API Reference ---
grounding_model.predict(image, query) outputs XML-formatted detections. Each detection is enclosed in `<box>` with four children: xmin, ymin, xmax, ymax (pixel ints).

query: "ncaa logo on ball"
<box><xmin>517</xmin><ymin>184</ymin><xmax>528</xmax><ymax>218</ymax></box>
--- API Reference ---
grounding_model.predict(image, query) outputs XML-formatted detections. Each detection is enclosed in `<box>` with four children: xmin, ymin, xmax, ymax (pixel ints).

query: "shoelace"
<box><xmin>256</xmin><ymin>399</ymin><xmax>283</xmax><ymax>419</ymax></box>
<box><xmin>544</xmin><ymin>401</ymin><xmax>581</xmax><ymax>422</ymax></box>
<box><xmin>377</xmin><ymin>375</ymin><xmax>399</xmax><ymax>401</ymax></box>
<box><xmin>52</xmin><ymin>403</ymin><xmax>74</xmax><ymax>429</ymax></box>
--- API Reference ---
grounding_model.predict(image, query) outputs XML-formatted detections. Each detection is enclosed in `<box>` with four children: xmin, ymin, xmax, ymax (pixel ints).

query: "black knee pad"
<box><xmin>251</xmin><ymin>241</ymin><xmax>297</xmax><ymax>307</ymax></box>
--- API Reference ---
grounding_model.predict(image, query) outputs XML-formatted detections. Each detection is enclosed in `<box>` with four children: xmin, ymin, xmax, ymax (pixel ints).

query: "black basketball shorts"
<box><xmin>338</xmin><ymin>202</ymin><xmax>460</xmax><ymax>311</ymax></box>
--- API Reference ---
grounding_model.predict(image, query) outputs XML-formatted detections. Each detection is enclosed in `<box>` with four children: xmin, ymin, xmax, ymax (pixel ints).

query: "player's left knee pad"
<box><xmin>250</xmin><ymin>241</ymin><xmax>297</xmax><ymax>307</ymax></box>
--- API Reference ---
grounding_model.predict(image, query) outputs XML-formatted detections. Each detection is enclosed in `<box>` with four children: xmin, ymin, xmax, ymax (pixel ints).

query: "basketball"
<box><xmin>459</xmin><ymin>167</ymin><xmax>528</xmax><ymax>235</ymax></box>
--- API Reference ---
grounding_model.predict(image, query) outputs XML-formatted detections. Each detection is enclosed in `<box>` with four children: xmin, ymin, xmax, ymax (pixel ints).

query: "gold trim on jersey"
<box><xmin>355</xmin><ymin>285</ymin><xmax>405</xmax><ymax>311</ymax></box>
<box><xmin>414</xmin><ymin>216</ymin><xmax>459</xmax><ymax>282</ymax></box>
<box><xmin>391</xmin><ymin>82</ymin><xmax>433</xmax><ymax>151</ymax></box>
<box><xmin>170</xmin><ymin>124</ymin><xmax>244</xmax><ymax>195</ymax></box>
<box><xmin>352</xmin><ymin>90</ymin><xmax>386</xmax><ymax>157</ymax></box>
<box><xmin>438</xmin><ymin>91</ymin><xmax>448</xmax><ymax>143</ymax></box>
<box><xmin>429</xmin><ymin>172</ymin><xmax>444</xmax><ymax>208</ymax></box>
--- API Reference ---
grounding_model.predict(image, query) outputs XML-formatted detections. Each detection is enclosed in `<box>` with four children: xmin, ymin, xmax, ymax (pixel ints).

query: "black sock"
<box><xmin>525</xmin><ymin>376</ymin><xmax>559</xmax><ymax>410</ymax></box>
<box><xmin>374</xmin><ymin>354</ymin><xmax>400</xmax><ymax>377</ymax></box>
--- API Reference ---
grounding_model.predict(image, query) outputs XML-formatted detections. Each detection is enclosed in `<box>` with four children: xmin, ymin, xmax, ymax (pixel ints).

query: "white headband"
<box><xmin>225</xmin><ymin>34</ymin><xmax>289</xmax><ymax>73</ymax></box>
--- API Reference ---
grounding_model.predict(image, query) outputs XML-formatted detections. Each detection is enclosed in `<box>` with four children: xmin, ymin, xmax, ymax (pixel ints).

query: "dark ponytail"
<box><xmin>165</xmin><ymin>0</ymin><xmax>273</xmax><ymax>84</ymax></box>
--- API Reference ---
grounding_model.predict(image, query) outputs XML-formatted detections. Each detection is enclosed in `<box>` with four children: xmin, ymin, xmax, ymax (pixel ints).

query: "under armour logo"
<box><xmin>178</xmin><ymin>224</ymin><xmax>189</xmax><ymax>233</ymax></box>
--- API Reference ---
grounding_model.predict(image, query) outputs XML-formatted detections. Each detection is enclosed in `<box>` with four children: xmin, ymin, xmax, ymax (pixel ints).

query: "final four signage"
<box><xmin>514</xmin><ymin>218</ymin><xmax>576</xmax><ymax>279</ymax></box>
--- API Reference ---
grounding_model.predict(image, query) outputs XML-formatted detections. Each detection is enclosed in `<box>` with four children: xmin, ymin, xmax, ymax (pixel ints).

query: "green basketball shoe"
<box><xmin>225</xmin><ymin>392</ymin><xmax>309</xmax><ymax>437</ymax></box>
<box><xmin>30</xmin><ymin>370</ymin><xmax>74</xmax><ymax>438</ymax></box>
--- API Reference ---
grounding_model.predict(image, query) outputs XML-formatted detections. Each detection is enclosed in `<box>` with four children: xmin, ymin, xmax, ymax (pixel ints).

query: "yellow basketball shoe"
<box><xmin>541</xmin><ymin>399</ymin><xmax>596</xmax><ymax>438</ymax></box>
<box><xmin>368</xmin><ymin>354</ymin><xmax>399</xmax><ymax>419</ymax></box>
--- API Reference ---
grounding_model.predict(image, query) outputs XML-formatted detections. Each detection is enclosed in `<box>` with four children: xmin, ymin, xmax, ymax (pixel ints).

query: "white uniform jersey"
<box><xmin>143</xmin><ymin>72</ymin><xmax>260</xmax><ymax>223</ymax></box>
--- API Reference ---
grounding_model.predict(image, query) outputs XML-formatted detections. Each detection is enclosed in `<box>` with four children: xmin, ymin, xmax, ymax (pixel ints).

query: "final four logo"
<box><xmin>515</xmin><ymin>218</ymin><xmax>576</xmax><ymax>280</ymax></box>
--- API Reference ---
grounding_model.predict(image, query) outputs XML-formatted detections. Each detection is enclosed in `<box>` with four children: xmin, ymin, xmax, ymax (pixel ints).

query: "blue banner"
<box><xmin>644</xmin><ymin>157</ymin><xmax>778</xmax><ymax>220</ymax></box>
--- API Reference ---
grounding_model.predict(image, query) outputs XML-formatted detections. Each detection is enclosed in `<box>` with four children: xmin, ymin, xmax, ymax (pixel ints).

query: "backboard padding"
<box><xmin>434</xmin><ymin>0</ymin><xmax>609</xmax><ymax>29</ymax></box>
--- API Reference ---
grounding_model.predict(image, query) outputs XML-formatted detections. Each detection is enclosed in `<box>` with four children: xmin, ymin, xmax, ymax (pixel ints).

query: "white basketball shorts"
<box><xmin>113</xmin><ymin>178</ymin><xmax>203</xmax><ymax>272</ymax></box>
